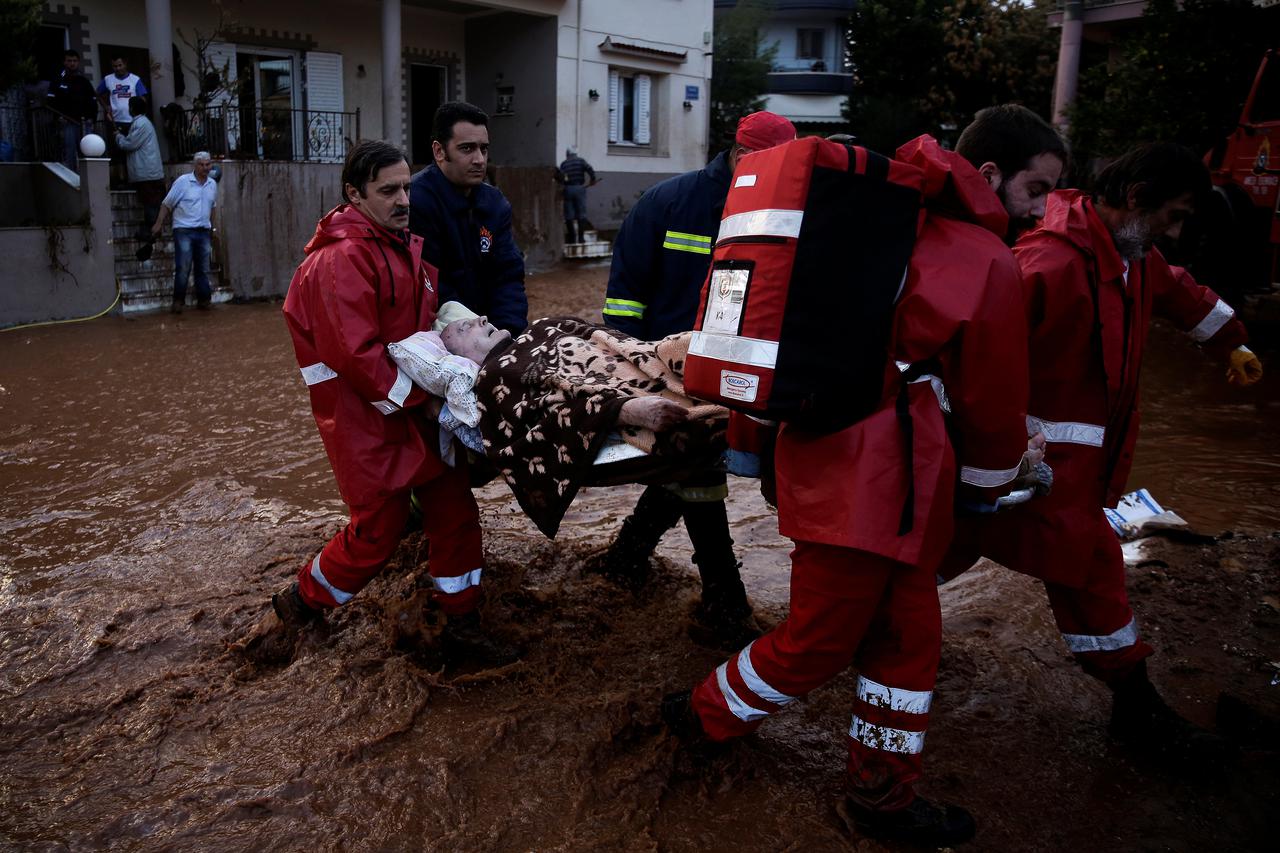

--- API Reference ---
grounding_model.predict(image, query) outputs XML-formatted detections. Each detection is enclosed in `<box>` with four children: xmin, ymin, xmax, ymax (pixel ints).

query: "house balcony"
<box><xmin>714</xmin><ymin>0</ymin><xmax>855</xmax><ymax>12</ymax></box>
<box><xmin>765</xmin><ymin>71</ymin><xmax>853</xmax><ymax>96</ymax></box>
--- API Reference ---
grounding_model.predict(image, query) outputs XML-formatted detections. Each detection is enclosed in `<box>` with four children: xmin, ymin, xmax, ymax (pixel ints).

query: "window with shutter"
<box><xmin>304</xmin><ymin>51</ymin><xmax>345</xmax><ymax>162</ymax></box>
<box><xmin>634</xmin><ymin>74</ymin><xmax>651</xmax><ymax>145</ymax></box>
<box><xmin>203</xmin><ymin>42</ymin><xmax>239</xmax><ymax>155</ymax></box>
<box><xmin>607</xmin><ymin>69</ymin><xmax>620</xmax><ymax>143</ymax></box>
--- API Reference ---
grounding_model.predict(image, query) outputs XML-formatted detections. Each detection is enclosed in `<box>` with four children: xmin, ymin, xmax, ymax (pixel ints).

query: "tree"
<box><xmin>0</xmin><ymin>0</ymin><xmax>43</xmax><ymax>92</ymax></box>
<box><xmin>1068</xmin><ymin>0</ymin><xmax>1275</xmax><ymax>163</ymax></box>
<box><xmin>710</xmin><ymin>0</ymin><xmax>777</xmax><ymax>155</ymax></box>
<box><xmin>845</xmin><ymin>0</ymin><xmax>1056</xmax><ymax>152</ymax></box>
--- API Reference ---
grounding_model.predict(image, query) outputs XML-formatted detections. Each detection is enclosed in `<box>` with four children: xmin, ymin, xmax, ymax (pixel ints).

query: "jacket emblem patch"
<box><xmin>479</xmin><ymin>226</ymin><xmax>493</xmax><ymax>254</ymax></box>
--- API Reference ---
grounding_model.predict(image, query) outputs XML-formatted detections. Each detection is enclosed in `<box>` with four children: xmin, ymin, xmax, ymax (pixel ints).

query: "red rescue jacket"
<box><xmin>962</xmin><ymin>191</ymin><xmax>1249</xmax><ymax>580</ymax></box>
<box><xmin>774</xmin><ymin>136</ymin><xmax>1031</xmax><ymax>571</ymax></box>
<box><xmin>283</xmin><ymin>204</ymin><xmax>444</xmax><ymax>507</ymax></box>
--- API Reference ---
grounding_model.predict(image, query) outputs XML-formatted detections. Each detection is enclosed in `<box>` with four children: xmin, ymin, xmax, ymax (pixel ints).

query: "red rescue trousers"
<box><xmin>939</xmin><ymin>509</ymin><xmax>1153</xmax><ymax>684</ymax></box>
<box><xmin>296</xmin><ymin>462</ymin><xmax>483</xmax><ymax>615</ymax></box>
<box><xmin>691</xmin><ymin>541</ymin><xmax>941</xmax><ymax>812</ymax></box>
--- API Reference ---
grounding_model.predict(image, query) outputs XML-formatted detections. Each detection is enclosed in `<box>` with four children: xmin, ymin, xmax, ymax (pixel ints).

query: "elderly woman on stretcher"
<box><xmin>389</xmin><ymin>303</ymin><xmax>736</xmax><ymax>541</ymax></box>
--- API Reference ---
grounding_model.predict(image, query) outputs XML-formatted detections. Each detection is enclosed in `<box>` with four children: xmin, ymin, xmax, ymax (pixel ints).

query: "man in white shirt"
<box><xmin>96</xmin><ymin>56</ymin><xmax>148</xmax><ymax>133</ymax></box>
<box><xmin>153</xmin><ymin>152</ymin><xmax>219</xmax><ymax>313</ymax></box>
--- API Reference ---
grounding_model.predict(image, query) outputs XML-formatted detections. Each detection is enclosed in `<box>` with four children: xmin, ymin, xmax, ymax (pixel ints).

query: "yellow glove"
<box><xmin>1227</xmin><ymin>346</ymin><xmax>1263</xmax><ymax>386</ymax></box>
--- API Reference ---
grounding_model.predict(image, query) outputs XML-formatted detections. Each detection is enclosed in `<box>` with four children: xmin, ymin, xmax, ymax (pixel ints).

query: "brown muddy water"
<box><xmin>1</xmin><ymin>265</ymin><xmax>1277</xmax><ymax>851</ymax></box>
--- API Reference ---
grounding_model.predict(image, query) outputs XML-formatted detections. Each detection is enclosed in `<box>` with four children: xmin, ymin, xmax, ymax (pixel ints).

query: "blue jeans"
<box><xmin>62</xmin><ymin>120</ymin><xmax>89</xmax><ymax>172</ymax></box>
<box><xmin>563</xmin><ymin>184</ymin><xmax>587</xmax><ymax>223</ymax></box>
<box><xmin>172</xmin><ymin>227</ymin><xmax>212</xmax><ymax>304</ymax></box>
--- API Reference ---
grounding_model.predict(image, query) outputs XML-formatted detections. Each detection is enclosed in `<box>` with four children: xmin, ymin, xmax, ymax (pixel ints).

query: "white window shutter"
<box><xmin>204</xmin><ymin>42</ymin><xmax>239</xmax><ymax>154</ymax></box>
<box><xmin>634</xmin><ymin>74</ymin><xmax>651</xmax><ymax>145</ymax></box>
<box><xmin>607</xmin><ymin>69</ymin><xmax>620</xmax><ymax>144</ymax></box>
<box><xmin>304</xmin><ymin>52</ymin><xmax>345</xmax><ymax>162</ymax></box>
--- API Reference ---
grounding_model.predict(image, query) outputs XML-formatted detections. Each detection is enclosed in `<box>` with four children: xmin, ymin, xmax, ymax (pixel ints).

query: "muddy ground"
<box><xmin>0</xmin><ymin>262</ymin><xmax>1277</xmax><ymax>851</ymax></box>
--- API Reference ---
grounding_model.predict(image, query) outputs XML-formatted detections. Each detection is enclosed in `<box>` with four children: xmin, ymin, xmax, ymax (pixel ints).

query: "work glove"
<box><xmin>1226</xmin><ymin>345</ymin><xmax>1263</xmax><ymax>387</ymax></box>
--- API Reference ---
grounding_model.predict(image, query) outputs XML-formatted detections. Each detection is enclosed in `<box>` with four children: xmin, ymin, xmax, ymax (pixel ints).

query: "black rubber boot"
<box><xmin>660</xmin><ymin>689</ymin><xmax>702</xmax><ymax>739</ymax></box>
<box><xmin>586</xmin><ymin>485</ymin><xmax>685</xmax><ymax>589</ymax></box>
<box><xmin>683</xmin><ymin>500</ymin><xmax>760</xmax><ymax>649</ymax></box>
<box><xmin>840</xmin><ymin>795</ymin><xmax>977</xmax><ymax>847</ymax></box>
<box><xmin>1109</xmin><ymin>662</ymin><xmax>1237</xmax><ymax>769</ymax></box>
<box><xmin>440</xmin><ymin>611</ymin><xmax>522</xmax><ymax>667</ymax></box>
<box><xmin>271</xmin><ymin>582</ymin><xmax>323</xmax><ymax>636</ymax></box>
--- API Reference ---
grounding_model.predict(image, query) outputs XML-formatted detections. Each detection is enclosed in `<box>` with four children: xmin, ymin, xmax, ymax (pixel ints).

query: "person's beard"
<box><xmin>1110</xmin><ymin>216</ymin><xmax>1151</xmax><ymax>260</ymax></box>
<box><xmin>996</xmin><ymin>184</ymin><xmax>1036</xmax><ymax>246</ymax></box>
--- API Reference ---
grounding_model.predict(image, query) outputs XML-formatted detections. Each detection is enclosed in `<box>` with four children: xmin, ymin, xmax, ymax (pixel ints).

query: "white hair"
<box><xmin>193</xmin><ymin>151</ymin><xmax>212</xmax><ymax>163</ymax></box>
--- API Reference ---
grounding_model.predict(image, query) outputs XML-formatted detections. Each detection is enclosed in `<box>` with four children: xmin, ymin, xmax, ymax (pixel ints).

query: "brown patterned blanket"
<box><xmin>475</xmin><ymin>317</ymin><xmax>728</xmax><ymax>538</ymax></box>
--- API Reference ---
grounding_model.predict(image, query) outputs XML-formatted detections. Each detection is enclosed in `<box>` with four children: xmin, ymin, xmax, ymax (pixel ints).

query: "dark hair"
<box><xmin>1092</xmin><ymin>142</ymin><xmax>1210</xmax><ymax>211</ymax></box>
<box><xmin>432</xmin><ymin>101</ymin><xmax>488</xmax><ymax>146</ymax></box>
<box><xmin>956</xmin><ymin>104</ymin><xmax>1066</xmax><ymax>180</ymax></box>
<box><xmin>64</xmin><ymin>49</ymin><xmax>80</xmax><ymax>59</ymax></box>
<box><xmin>112</xmin><ymin>55</ymin><xmax>127</xmax><ymax>65</ymax></box>
<box><xmin>341</xmin><ymin>139</ymin><xmax>407</xmax><ymax>201</ymax></box>
<box><xmin>127</xmin><ymin>95</ymin><xmax>147</xmax><ymax>118</ymax></box>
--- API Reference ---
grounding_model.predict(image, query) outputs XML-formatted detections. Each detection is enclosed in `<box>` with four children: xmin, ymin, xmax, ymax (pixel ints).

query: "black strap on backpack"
<box><xmin>896</xmin><ymin>357</ymin><xmax>941</xmax><ymax>537</ymax></box>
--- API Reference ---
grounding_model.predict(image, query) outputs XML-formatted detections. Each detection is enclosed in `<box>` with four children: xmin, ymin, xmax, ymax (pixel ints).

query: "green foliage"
<box><xmin>710</xmin><ymin>0</ymin><xmax>777</xmax><ymax>154</ymax></box>
<box><xmin>1068</xmin><ymin>0</ymin><xmax>1275</xmax><ymax>162</ymax></box>
<box><xmin>846</xmin><ymin>0</ymin><xmax>1056</xmax><ymax>153</ymax></box>
<box><xmin>0</xmin><ymin>0</ymin><xmax>43</xmax><ymax>91</ymax></box>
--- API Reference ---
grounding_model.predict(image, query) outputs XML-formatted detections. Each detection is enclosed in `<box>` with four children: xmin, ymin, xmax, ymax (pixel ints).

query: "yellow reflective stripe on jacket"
<box><xmin>662</xmin><ymin>230</ymin><xmax>713</xmax><ymax>254</ymax></box>
<box><xmin>603</xmin><ymin>297</ymin><xmax>646</xmax><ymax>319</ymax></box>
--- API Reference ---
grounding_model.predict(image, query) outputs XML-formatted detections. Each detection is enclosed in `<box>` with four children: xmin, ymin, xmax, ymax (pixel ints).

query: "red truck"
<box><xmin>1202</xmin><ymin>48</ymin><xmax>1280</xmax><ymax>293</ymax></box>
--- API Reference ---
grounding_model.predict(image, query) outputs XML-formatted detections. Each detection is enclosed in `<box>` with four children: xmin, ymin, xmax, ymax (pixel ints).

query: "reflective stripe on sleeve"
<box><xmin>689</xmin><ymin>331</ymin><xmax>779</xmax><ymax>369</ymax></box>
<box><xmin>856</xmin><ymin>675</ymin><xmax>933</xmax><ymax>715</ymax></box>
<box><xmin>737</xmin><ymin>641</ymin><xmax>798</xmax><ymax>706</ymax></box>
<box><xmin>430</xmin><ymin>568</ymin><xmax>483</xmax><ymax>595</ymax></box>
<box><xmin>1026</xmin><ymin>415</ymin><xmax>1104</xmax><ymax>447</ymax></box>
<box><xmin>300</xmin><ymin>362</ymin><xmax>337</xmax><ymax>386</ymax></box>
<box><xmin>388</xmin><ymin>366</ymin><xmax>414</xmax><ymax>408</ymax></box>
<box><xmin>309</xmin><ymin>554</ymin><xmax>353</xmax><ymax>604</ymax></box>
<box><xmin>1062</xmin><ymin>617</ymin><xmax>1138</xmax><ymax>653</ymax></box>
<box><xmin>662</xmin><ymin>230</ymin><xmax>713</xmax><ymax>254</ymax></box>
<box><xmin>959</xmin><ymin>461</ymin><xmax>1022</xmax><ymax>488</ymax></box>
<box><xmin>716</xmin><ymin>661</ymin><xmax>770</xmax><ymax>723</ymax></box>
<box><xmin>603</xmin><ymin>297</ymin><xmax>646</xmax><ymax>319</ymax></box>
<box><xmin>1188</xmin><ymin>299</ymin><xmax>1234</xmax><ymax>342</ymax></box>
<box><xmin>895</xmin><ymin>361</ymin><xmax>951</xmax><ymax>414</ymax></box>
<box><xmin>716</xmin><ymin>209</ymin><xmax>804</xmax><ymax>242</ymax></box>
<box><xmin>849</xmin><ymin>715</ymin><xmax>926</xmax><ymax>754</ymax></box>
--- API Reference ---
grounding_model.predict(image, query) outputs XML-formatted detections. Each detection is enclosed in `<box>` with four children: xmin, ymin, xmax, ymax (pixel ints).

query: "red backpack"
<box><xmin>684</xmin><ymin>136</ymin><xmax>924</xmax><ymax>433</ymax></box>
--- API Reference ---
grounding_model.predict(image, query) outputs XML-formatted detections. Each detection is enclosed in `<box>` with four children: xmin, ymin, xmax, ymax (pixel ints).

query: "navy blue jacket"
<box><xmin>603</xmin><ymin>151</ymin><xmax>732</xmax><ymax>339</ymax></box>
<box><xmin>409</xmin><ymin>164</ymin><xmax>528</xmax><ymax>334</ymax></box>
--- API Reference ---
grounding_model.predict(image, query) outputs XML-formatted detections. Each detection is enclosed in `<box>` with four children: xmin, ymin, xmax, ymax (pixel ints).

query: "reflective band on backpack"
<box><xmin>662</xmin><ymin>230</ymin><xmax>713</xmax><ymax>254</ymax></box>
<box><xmin>895</xmin><ymin>361</ymin><xmax>950</xmax><ymax>414</ymax></box>
<box><xmin>431</xmin><ymin>568</ymin><xmax>483</xmax><ymax>595</ymax></box>
<box><xmin>716</xmin><ymin>662</ymin><xmax>770</xmax><ymax>722</ymax></box>
<box><xmin>689</xmin><ymin>331</ymin><xmax>778</xmax><ymax>368</ymax></box>
<box><xmin>309</xmin><ymin>554</ymin><xmax>352</xmax><ymax>604</ymax></box>
<box><xmin>300</xmin><ymin>362</ymin><xmax>337</xmax><ymax>386</ymax></box>
<box><xmin>959</xmin><ymin>461</ymin><xmax>1022</xmax><ymax>488</ymax></box>
<box><xmin>1062</xmin><ymin>617</ymin><xmax>1138</xmax><ymax>653</ymax></box>
<box><xmin>1188</xmin><ymin>299</ymin><xmax>1234</xmax><ymax>342</ymax></box>
<box><xmin>603</xmin><ymin>297</ymin><xmax>646</xmax><ymax>319</ymax></box>
<box><xmin>738</xmin><ymin>641</ymin><xmax>798</xmax><ymax>706</ymax></box>
<box><xmin>1026</xmin><ymin>415</ymin><xmax>1104</xmax><ymax>447</ymax></box>
<box><xmin>849</xmin><ymin>715</ymin><xmax>926</xmax><ymax>754</ymax></box>
<box><xmin>716</xmin><ymin>208</ymin><xmax>804</xmax><ymax>242</ymax></box>
<box><xmin>856</xmin><ymin>675</ymin><xmax>932</xmax><ymax>715</ymax></box>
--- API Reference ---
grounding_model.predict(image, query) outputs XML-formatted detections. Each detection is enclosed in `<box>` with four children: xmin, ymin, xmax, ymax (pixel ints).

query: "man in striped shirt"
<box><xmin>556</xmin><ymin>146</ymin><xmax>596</xmax><ymax>243</ymax></box>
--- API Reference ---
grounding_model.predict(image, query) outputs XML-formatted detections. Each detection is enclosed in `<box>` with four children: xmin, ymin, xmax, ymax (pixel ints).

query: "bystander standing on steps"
<box><xmin>152</xmin><ymin>152</ymin><xmax>218</xmax><ymax>313</ymax></box>
<box><xmin>115</xmin><ymin>97</ymin><xmax>165</xmax><ymax>241</ymax></box>
<box><xmin>46</xmin><ymin>49</ymin><xmax>98</xmax><ymax>172</ymax></box>
<box><xmin>555</xmin><ymin>146</ymin><xmax>597</xmax><ymax>244</ymax></box>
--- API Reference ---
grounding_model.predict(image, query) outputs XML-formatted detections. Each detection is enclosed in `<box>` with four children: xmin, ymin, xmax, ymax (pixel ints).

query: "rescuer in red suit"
<box><xmin>266</xmin><ymin>139</ymin><xmax>514</xmax><ymax>664</ymax></box>
<box><xmin>663</xmin><ymin>133</ymin><xmax>1048</xmax><ymax>847</ymax></box>
<box><xmin>939</xmin><ymin>142</ymin><xmax>1263</xmax><ymax>767</ymax></box>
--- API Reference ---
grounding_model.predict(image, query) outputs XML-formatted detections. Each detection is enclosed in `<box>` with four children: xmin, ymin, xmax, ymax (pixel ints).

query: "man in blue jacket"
<box><xmin>595</xmin><ymin>111</ymin><xmax>796</xmax><ymax>649</ymax></box>
<box><xmin>409</xmin><ymin>102</ymin><xmax>528</xmax><ymax>334</ymax></box>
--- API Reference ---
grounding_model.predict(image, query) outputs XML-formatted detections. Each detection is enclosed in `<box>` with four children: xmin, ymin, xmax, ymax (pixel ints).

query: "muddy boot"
<box><xmin>684</xmin><ymin>500</ymin><xmax>760</xmax><ymax>649</ymax></box>
<box><xmin>440</xmin><ymin>611</ymin><xmax>521</xmax><ymax>667</ymax></box>
<box><xmin>838</xmin><ymin>795</ymin><xmax>976</xmax><ymax>847</ymax></box>
<box><xmin>585</xmin><ymin>485</ymin><xmax>684</xmax><ymax>590</ymax></box>
<box><xmin>1109</xmin><ymin>662</ymin><xmax>1237</xmax><ymax>769</ymax></box>
<box><xmin>660</xmin><ymin>689</ymin><xmax>701</xmax><ymax>739</ymax></box>
<box><xmin>272</xmin><ymin>582</ymin><xmax>324</xmax><ymax>636</ymax></box>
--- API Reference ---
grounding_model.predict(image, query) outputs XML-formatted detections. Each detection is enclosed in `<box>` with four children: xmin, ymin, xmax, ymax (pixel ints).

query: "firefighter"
<box><xmin>663</xmin><ymin>135</ymin><xmax>1040</xmax><ymax>847</ymax></box>
<box><xmin>938</xmin><ymin>142</ymin><xmax>1264</xmax><ymax>767</ymax></box>
<box><xmin>593</xmin><ymin>111</ymin><xmax>796</xmax><ymax>648</ymax></box>
<box><xmin>264</xmin><ymin>140</ymin><xmax>514</xmax><ymax>665</ymax></box>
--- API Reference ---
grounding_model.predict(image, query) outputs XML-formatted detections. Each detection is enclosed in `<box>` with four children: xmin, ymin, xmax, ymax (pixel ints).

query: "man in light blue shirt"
<box><xmin>153</xmin><ymin>152</ymin><xmax>218</xmax><ymax>313</ymax></box>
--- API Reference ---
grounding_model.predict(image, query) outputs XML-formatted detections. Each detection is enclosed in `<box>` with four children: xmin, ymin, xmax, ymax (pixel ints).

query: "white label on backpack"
<box><xmin>734</xmin><ymin>174</ymin><xmax>757</xmax><ymax>188</ymax></box>
<box><xmin>704</xmin><ymin>267</ymin><xmax>749</xmax><ymax>335</ymax></box>
<box><xmin>719</xmin><ymin>370</ymin><xmax>760</xmax><ymax>403</ymax></box>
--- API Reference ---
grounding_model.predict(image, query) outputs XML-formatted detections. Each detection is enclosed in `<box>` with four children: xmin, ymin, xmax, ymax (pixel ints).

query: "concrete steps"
<box><xmin>110</xmin><ymin>190</ymin><xmax>232</xmax><ymax>313</ymax></box>
<box><xmin>563</xmin><ymin>229</ymin><xmax>612</xmax><ymax>259</ymax></box>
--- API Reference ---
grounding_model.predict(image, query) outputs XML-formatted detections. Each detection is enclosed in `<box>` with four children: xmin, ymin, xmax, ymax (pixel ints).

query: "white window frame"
<box><xmin>607</xmin><ymin>67</ymin><xmax>654</xmax><ymax>148</ymax></box>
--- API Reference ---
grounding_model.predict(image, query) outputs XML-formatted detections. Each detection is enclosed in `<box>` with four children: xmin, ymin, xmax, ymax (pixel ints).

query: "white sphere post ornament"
<box><xmin>79</xmin><ymin>134</ymin><xmax>107</xmax><ymax>157</ymax></box>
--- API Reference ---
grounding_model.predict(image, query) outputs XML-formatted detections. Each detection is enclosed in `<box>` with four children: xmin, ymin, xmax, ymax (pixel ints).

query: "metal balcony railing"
<box><xmin>10</xmin><ymin>104</ymin><xmax>112</xmax><ymax>166</ymax></box>
<box><xmin>161</xmin><ymin>104</ymin><xmax>360</xmax><ymax>164</ymax></box>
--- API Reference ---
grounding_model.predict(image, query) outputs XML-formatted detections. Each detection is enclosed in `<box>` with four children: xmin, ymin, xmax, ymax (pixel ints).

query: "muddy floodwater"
<box><xmin>1</xmin><ymin>264</ymin><xmax>1277</xmax><ymax>851</ymax></box>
